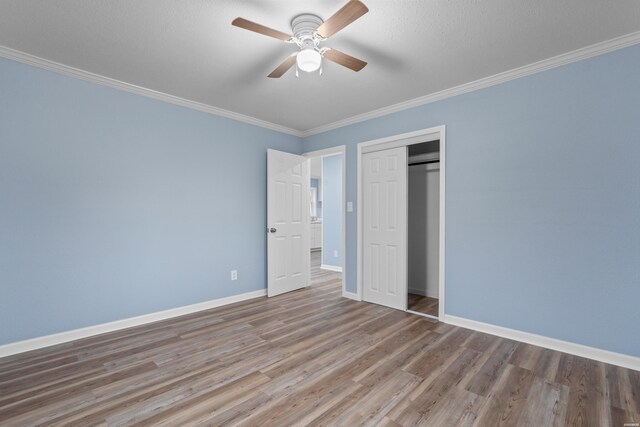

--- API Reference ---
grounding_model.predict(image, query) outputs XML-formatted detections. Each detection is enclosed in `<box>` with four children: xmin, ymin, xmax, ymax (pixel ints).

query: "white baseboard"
<box><xmin>342</xmin><ymin>291</ymin><xmax>361</xmax><ymax>301</ymax></box>
<box><xmin>0</xmin><ymin>289</ymin><xmax>267</xmax><ymax>359</ymax></box>
<box><xmin>321</xmin><ymin>264</ymin><xmax>343</xmax><ymax>272</ymax></box>
<box><xmin>444</xmin><ymin>315</ymin><xmax>640</xmax><ymax>372</ymax></box>
<box><xmin>408</xmin><ymin>287</ymin><xmax>439</xmax><ymax>299</ymax></box>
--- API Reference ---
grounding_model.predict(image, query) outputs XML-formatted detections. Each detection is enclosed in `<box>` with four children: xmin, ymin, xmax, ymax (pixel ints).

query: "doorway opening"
<box><xmin>407</xmin><ymin>141</ymin><xmax>440</xmax><ymax>319</ymax></box>
<box><xmin>305</xmin><ymin>147</ymin><xmax>346</xmax><ymax>292</ymax></box>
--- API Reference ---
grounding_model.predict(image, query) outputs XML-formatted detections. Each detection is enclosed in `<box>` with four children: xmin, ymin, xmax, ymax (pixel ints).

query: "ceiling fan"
<box><xmin>232</xmin><ymin>0</ymin><xmax>369</xmax><ymax>78</ymax></box>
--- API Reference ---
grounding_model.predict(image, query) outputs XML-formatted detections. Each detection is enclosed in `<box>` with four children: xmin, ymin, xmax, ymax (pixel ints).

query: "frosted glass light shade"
<box><xmin>297</xmin><ymin>48</ymin><xmax>322</xmax><ymax>72</ymax></box>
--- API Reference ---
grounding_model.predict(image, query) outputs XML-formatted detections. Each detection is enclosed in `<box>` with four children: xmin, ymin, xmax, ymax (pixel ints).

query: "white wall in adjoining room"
<box><xmin>408</xmin><ymin>162</ymin><xmax>440</xmax><ymax>298</ymax></box>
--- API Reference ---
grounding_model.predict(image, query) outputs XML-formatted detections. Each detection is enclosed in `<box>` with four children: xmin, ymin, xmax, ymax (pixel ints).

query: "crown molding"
<box><xmin>3</xmin><ymin>30</ymin><xmax>640</xmax><ymax>139</ymax></box>
<box><xmin>302</xmin><ymin>30</ymin><xmax>640</xmax><ymax>137</ymax></box>
<box><xmin>0</xmin><ymin>45</ymin><xmax>304</xmax><ymax>137</ymax></box>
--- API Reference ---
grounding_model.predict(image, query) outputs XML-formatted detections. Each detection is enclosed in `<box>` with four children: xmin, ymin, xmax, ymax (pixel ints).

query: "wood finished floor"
<box><xmin>407</xmin><ymin>294</ymin><xmax>439</xmax><ymax>318</ymax></box>
<box><xmin>310</xmin><ymin>250</ymin><xmax>341</xmax><ymax>283</ymax></box>
<box><xmin>1</xmin><ymin>268</ymin><xmax>639</xmax><ymax>426</ymax></box>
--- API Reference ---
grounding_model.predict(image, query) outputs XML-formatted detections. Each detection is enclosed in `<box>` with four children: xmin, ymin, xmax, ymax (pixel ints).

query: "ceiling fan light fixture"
<box><xmin>232</xmin><ymin>1</ymin><xmax>369</xmax><ymax>78</ymax></box>
<box><xmin>296</xmin><ymin>48</ymin><xmax>322</xmax><ymax>72</ymax></box>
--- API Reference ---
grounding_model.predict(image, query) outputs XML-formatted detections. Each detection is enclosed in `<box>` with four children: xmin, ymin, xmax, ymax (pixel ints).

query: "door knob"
<box><xmin>269</xmin><ymin>227</ymin><xmax>277</xmax><ymax>233</ymax></box>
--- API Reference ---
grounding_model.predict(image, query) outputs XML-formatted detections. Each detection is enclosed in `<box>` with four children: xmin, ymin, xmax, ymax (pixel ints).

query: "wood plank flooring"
<box><xmin>310</xmin><ymin>250</ymin><xmax>342</xmax><ymax>283</ymax></box>
<box><xmin>407</xmin><ymin>294</ymin><xmax>439</xmax><ymax>317</ymax></box>
<box><xmin>1</xmin><ymin>268</ymin><xmax>639</xmax><ymax>426</ymax></box>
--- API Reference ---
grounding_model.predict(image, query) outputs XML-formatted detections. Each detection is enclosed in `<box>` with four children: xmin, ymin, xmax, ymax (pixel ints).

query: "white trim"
<box><xmin>438</xmin><ymin>128</ymin><xmax>446</xmax><ymax>319</ymax></box>
<box><xmin>303</xmin><ymin>146</ymin><xmax>347</xmax><ymax>159</ymax></box>
<box><xmin>360</xmin><ymin>129</ymin><xmax>440</xmax><ymax>154</ymax></box>
<box><xmin>4</xmin><ymin>31</ymin><xmax>639</xmax><ymax>139</ymax></box>
<box><xmin>356</xmin><ymin>145</ymin><xmax>363</xmax><ymax>301</ymax></box>
<box><xmin>303</xmin><ymin>146</ymin><xmax>347</xmax><ymax>299</ymax></box>
<box><xmin>320</xmin><ymin>264</ymin><xmax>343</xmax><ymax>272</ymax></box>
<box><xmin>302</xmin><ymin>31</ymin><xmax>640</xmax><ymax>137</ymax></box>
<box><xmin>342</xmin><ymin>291</ymin><xmax>360</xmax><ymax>301</ymax></box>
<box><xmin>444</xmin><ymin>315</ymin><xmax>640</xmax><ymax>372</ymax></box>
<box><xmin>357</xmin><ymin>126</ymin><xmax>446</xmax><ymax>318</ymax></box>
<box><xmin>0</xmin><ymin>45</ymin><xmax>303</xmax><ymax>137</ymax></box>
<box><xmin>0</xmin><ymin>289</ymin><xmax>266</xmax><ymax>358</ymax></box>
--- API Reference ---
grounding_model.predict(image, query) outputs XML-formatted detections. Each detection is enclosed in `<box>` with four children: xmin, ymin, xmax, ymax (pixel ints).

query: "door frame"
<box><xmin>357</xmin><ymin>126</ymin><xmax>446</xmax><ymax>320</ymax></box>
<box><xmin>303</xmin><ymin>145</ymin><xmax>347</xmax><ymax>297</ymax></box>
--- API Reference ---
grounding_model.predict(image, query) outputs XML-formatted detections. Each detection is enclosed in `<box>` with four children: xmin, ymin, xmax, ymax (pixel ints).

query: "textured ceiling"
<box><xmin>1</xmin><ymin>1</ymin><xmax>639</xmax><ymax>132</ymax></box>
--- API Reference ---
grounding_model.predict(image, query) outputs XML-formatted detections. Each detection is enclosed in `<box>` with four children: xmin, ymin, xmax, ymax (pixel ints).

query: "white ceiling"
<box><xmin>1</xmin><ymin>1</ymin><xmax>639</xmax><ymax>133</ymax></box>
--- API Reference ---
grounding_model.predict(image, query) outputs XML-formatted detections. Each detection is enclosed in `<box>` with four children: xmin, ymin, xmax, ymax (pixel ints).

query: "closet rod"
<box><xmin>409</xmin><ymin>159</ymin><xmax>440</xmax><ymax>166</ymax></box>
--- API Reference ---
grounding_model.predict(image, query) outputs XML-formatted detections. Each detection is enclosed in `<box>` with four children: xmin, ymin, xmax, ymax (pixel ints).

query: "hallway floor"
<box><xmin>310</xmin><ymin>250</ymin><xmax>341</xmax><ymax>286</ymax></box>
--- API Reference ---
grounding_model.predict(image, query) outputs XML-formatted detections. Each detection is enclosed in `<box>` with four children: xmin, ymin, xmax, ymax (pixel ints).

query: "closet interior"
<box><xmin>407</xmin><ymin>140</ymin><xmax>440</xmax><ymax>318</ymax></box>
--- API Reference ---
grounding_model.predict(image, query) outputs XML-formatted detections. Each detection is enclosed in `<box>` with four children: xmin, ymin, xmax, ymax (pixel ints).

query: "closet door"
<box><xmin>362</xmin><ymin>147</ymin><xmax>407</xmax><ymax>310</ymax></box>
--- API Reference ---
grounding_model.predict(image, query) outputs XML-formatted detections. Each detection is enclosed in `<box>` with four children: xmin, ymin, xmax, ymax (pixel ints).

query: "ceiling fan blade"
<box><xmin>323</xmin><ymin>48</ymin><xmax>367</xmax><ymax>72</ymax></box>
<box><xmin>268</xmin><ymin>54</ymin><xmax>298</xmax><ymax>78</ymax></box>
<box><xmin>232</xmin><ymin>17</ymin><xmax>292</xmax><ymax>42</ymax></box>
<box><xmin>316</xmin><ymin>0</ymin><xmax>369</xmax><ymax>39</ymax></box>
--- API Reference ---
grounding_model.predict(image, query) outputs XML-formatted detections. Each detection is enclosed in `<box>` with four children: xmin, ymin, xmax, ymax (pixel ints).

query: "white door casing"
<box><xmin>362</xmin><ymin>147</ymin><xmax>408</xmax><ymax>310</ymax></box>
<box><xmin>267</xmin><ymin>149</ymin><xmax>310</xmax><ymax>297</ymax></box>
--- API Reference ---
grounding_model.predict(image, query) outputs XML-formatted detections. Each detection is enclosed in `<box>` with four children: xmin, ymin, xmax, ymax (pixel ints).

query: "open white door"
<box><xmin>267</xmin><ymin>149</ymin><xmax>310</xmax><ymax>297</ymax></box>
<box><xmin>362</xmin><ymin>146</ymin><xmax>408</xmax><ymax>310</ymax></box>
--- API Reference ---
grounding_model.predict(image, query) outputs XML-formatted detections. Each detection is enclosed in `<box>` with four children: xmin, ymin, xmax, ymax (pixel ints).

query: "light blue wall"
<box><xmin>321</xmin><ymin>155</ymin><xmax>343</xmax><ymax>268</ymax></box>
<box><xmin>0</xmin><ymin>57</ymin><xmax>301</xmax><ymax>345</ymax></box>
<box><xmin>304</xmin><ymin>44</ymin><xmax>640</xmax><ymax>357</ymax></box>
<box><xmin>3</xmin><ymin>43</ymin><xmax>640</xmax><ymax>358</ymax></box>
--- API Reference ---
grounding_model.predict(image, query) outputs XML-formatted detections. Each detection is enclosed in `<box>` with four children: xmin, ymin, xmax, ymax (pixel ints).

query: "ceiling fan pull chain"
<box><xmin>296</xmin><ymin>66</ymin><xmax>299</xmax><ymax>78</ymax></box>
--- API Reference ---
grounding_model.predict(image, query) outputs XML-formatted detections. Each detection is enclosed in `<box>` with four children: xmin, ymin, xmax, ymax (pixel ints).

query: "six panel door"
<box><xmin>267</xmin><ymin>149</ymin><xmax>310</xmax><ymax>297</ymax></box>
<box><xmin>362</xmin><ymin>147</ymin><xmax>408</xmax><ymax>310</ymax></box>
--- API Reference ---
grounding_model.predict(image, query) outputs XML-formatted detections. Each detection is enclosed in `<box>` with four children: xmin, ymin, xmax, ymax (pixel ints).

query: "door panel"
<box><xmin>363</xmin><ymin>147</ymin><xmax>407</xmax><ymax>310</ymax></box>
<box><xmin>267</xmin><ymin>149</ymin><xmax>310</xmax><ymax>297</ymax></box>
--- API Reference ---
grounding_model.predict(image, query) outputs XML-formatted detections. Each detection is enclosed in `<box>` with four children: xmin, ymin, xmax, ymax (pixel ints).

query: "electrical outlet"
<box><xmin>333</xmin><ymin>250</ymin><xmax>338</xmax><ymax>258</ymax></box>
<box><xmin>231</xmin><ymin>270</ymin><xmax>238</xmax><ymax>281</ymax></box>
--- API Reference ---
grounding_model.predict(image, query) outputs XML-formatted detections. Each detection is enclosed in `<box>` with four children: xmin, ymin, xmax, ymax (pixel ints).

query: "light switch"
<box><xmin>347</xmin><ymin>201</ymin><xmax>353</xmax><ymax>212</ymax></box>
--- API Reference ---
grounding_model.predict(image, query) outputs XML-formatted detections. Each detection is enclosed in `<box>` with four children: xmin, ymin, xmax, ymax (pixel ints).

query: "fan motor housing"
<box><xmin>291</xmin><ymin>14</ymin><xmax>323</xmax><ymax>44</ymax></box>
